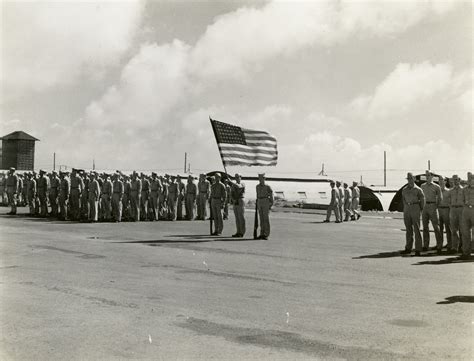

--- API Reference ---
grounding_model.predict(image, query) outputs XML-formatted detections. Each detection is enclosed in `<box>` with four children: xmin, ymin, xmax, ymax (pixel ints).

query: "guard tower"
<box><xmin>1</xmin><ymin>131</ymin><xmax>39</xmax><ymax>170</ymax></box>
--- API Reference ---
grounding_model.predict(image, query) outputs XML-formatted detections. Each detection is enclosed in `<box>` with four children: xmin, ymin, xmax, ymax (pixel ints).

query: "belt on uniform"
<box><xmin>71</xmin><ymin>187</ymin><xmax>79</xmax><ymax>189</ymax></box>
<box><xmin>212</xmin><ymin>197</ymin><xmax>222</xmax><ymax>199</ymax></box>
<box><xmin>257</xmin><ymin>197</ymin><xmax>269</xmax><ymax>199</ymax></box>
<box><xmin>438</xmin><ymin>206</ymin><xmax>449</xmax><ymax>208</ymax></box>
<box><xmin>200</xmin><ymin>192</ymin><xmax>208</xmax><ymax>193</ymax></box>
<box><xmin>451</xmin><ymin>205</ymin><xmax>463</xmax><ymax>208</ymax></box>
<box><xmin>425</xmin><ymin>201</ymin><xmax>436</xmax><ymax>204</ymax></box>
<box><xmin>113</xmin><ymin>192</ymin><xmax>122</xmax><ymax>194</ymax></box>
<box><xmin>406</xmin><ymin>201</ymin><xmax>419</xmax><ymax>205</ymax></box>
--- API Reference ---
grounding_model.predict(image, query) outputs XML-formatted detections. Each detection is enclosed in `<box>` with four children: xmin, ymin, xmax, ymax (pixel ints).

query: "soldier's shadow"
<box><xmin>115</xmin><ymin>237</ymin><xmax>259</xmax><ymax>245</ymax></box>
<box><xmin>353</xmin><ymin>250</ymin><xmax>410</xmax><ymax>259</ymax></box>
<box><xmin>412</xmin><ymin>256</ymin><xmax>473</xmax><ymax>265</ymax></box>
<box><xmin>437</xmin><ymin>296</ymin><xmax>474</xmax><ymax>304</ymax></box>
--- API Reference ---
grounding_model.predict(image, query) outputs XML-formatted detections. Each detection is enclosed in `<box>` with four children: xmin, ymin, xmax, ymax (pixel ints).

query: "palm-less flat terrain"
<box><xmin>0</xmin><ymin>207</ymin><xmax>472</xmax><ymax>360</ymax></box>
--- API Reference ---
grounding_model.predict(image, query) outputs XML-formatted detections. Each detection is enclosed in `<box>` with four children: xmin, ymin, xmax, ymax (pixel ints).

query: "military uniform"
<box><xmin>27</xmin><ymin>175</ymin><xmax>37</xmax><ymax>215</ymax></box>
<box><xmin>438</xmin><ymin>183</ymin><xmax>451</xmax><ymax>249</ymax></box>
<box><xmin>167</xmin><ymin>179</ymin><xmax>178</xmax><ymax>221</ymax></box>
<box><xmin>122</xmin><ymin>177</ymin><xmax>131</xmax><ymax>221</ymax></box>
<box><xmin>70</xmin><ymin>172</ymin><xmax>84</xmax><ymax>221</ymax></box>
<box><xmin>223</xmin><ymin>182</ymin><xmax>231</xmax><ymax>220</ymax></box>
<box><xmin>159</xmin><ymin>177</ymin><xmax>168</xmax><ymax>220</ymax></box>
<box><xmin>185</xmin><ymin>178</ymin><xmax>197</xmax><ymax>220</ymax></box>
<box><xmin>140</xmin><ymin>176</ymin><xmax>150</xmax><ymax>221</ymax></box>
<box><xmin>88</xmin><ymin>176</ymin><xmax>100</xmax><ymax>222</ymax></box>
<box><xmin>176</xmin><ymin>178</ymin><xmax>185</xmax><ymax>220</ymax></box>
<box><xmin>461</xmin><ymin>181</ymin><xmax>474</xmax><ymax>257</ymax></box>
<box><xmin>230</xmin><ymin>178</ymin><xmax>246</xmax><ymax>237</ymax></box>
<box><xmin>149</xmin><ymin>175</ymin><xmax>161</xmax><ymax>221</ymax></box>
<box><xmin>130</xmin><ymin>176</ymin><xmax>142</xmax><ymax>222</ymax></box>
<box><xmin>325</xmin><ymin>183</ymin><xmax>340</xmax><ymax>223</ymax></box>
<box><xmin>256</xmin><ymin>180</ymin><xmax>273</xmax><ymax>239</ymax></box>
<box><xmin>58</xmin><ymin>174</ymin><xmax>70</xmax><ymax>220</ymax></box>
<box><xmin>49</xmin><ymin>173</ymin><xmax>60</xmax><ymax>217</ymax></box>
<box><xmin>37</xmin><ymin>172</ymin><xmax>50</xmax><ymax>217</ymax></box>
<box><xmin>210</xmin><ymin>177</ymin><xmax>226</xmax><ymax>235</ymax></box>
<box><xmin>351</xmin><ymin>184</ymin><xmax>361</xmax><ymax>220</ymax></box>
<box><xmin>402</xmin><ymin>182</ymin><xmax>425</xmax><ymax>253</ymax></box>
<box><xmin>343</xmin><ymin>184</ymin><xmax>352</xmax><ymax>221</ymax></box>
<box><xmin>112</xmin><ymin>176</ymin><xmax>124</xmax><ymax>222</ymax></box>
<box><xmin>420</xmin><ymin>179</ymin><xmax>443</xmax><ymax>251</ymax></box>
<box><xmin>6</xmin><ymin>170</ymin><xmax>19</xmax><ymax>215</ymax></box>
<box><xmin>336</xmin><ymin>183</ymin><xmax>344</xmax><ymax>223</ymax></box>
<box><xmin>197</xmin><ymin>176</ymin><xmax>210</xmax><ymax>220</ymax></box>
<box><xmin>446</xmin><ymin>182</ymin><xmax>464</xmax><ymax>252</ymax></box>
<box><xmin>81</xmin><ymin>176</ymin><xmax>90</xmax><ymax>221</ymax></box>
<box><xmin>0</xmin><ymin>175</ymin><xmax>5</xmax><ymax>206</ymax></box>
<box><xmin>19</xmin><ymin>176</ymin><xmax>26</xmax><ymax>206</ymax></box>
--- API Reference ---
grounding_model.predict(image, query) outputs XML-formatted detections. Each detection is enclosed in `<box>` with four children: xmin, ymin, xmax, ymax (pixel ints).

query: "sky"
<box><xmin>1</xmin><ymin>0</ymin><xmax>472</xmax><ymax>187</ymax></box>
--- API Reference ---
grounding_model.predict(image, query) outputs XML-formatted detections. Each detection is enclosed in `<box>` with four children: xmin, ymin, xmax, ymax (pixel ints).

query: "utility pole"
<box><xmin>93</xmin><ymin>159</ymin><xmax>95</xmax><ymax>171</ymax></box>
<box><xmin>53</xmin><ymin>152</ymin><xmax>56</xmax><ymax>171</ymax></box>
<box><xmin>188</xmin><ymin>163</ymin><xmax>191</xmax><ymax>173</ymax></box>
<box><xmin>383</xmin><ymin>151</ymin><xmax>386</xmax><ymax>187</ymax></box>
<box><xmin>428</xmin><ymin>160</ymin><xmax>431</xmax><ymax>171</ymax></box>
<box><xmin>184</xmin><ymin>152</ymin><xmax>187</xmax><ymax>173</ymax></box>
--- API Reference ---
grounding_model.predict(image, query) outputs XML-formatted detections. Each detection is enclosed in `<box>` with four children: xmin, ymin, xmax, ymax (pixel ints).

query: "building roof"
<box><xmin>1</xmin><ymin>131</ymin><xmax>39</xmax><ymax>141</ymax></box>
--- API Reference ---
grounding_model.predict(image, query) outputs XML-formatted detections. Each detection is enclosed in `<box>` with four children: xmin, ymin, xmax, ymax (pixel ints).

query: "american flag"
<box><xmin>210</xmin><ymin>119</ymin><xmax>278</xmax><ymax>166</ymax></box>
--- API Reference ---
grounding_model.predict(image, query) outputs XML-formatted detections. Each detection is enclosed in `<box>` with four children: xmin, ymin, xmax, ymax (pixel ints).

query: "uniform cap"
<box><xmin>352</xmin><ymin>181</ymin><xmax>358</xmax><ymax>186</ymax></box>
<box><xmin>9</xmin><ymin>167</ymin><xmax>16</xmax><ymax>172</ymax></box>
<box><xmin>39</xmin><ymin>169</ymin><xmax>46</xmax><ymax>174</ymax></box>
<box><xmin>406</xmin><ymin>172</ymin><xmax>414</xmax><ymax>179</ymax></box>
<box><xmin>52</xmin><ymin>170</ymin><xmax>57</xmax><ymax>175</ymax></box>
<box><xmin>425</xmin><ymin>170</ymin><xmax>432</xmax><ymax>177</ymax></box>
<box><xmin>258</xmin><ymin>173</ymin><xmax>265</xmax><ymax>176</ymax></box>
<box><xmin>151</xmin><ymin>172</ymin><xmax>157</xmax><ymax>176</ymax></box>
<box><xmin>336</xmin><ymin>180</ymin><xmax>341</xmax><ymax>185</ymax></box>
<box><xmin>452</xmin><ymin>174</ymin><xmax>459</xmax><ymax>180</ymax></box>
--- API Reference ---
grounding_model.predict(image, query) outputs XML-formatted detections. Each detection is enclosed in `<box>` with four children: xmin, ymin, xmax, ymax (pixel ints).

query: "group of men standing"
<box><xmin>2</xmin><ymin>168</ymin><xmax>275</xmax><ymax>240</ymax></box>
<box><xmin>401</xmin><ymin>171</ymin><xmax>473</xmax><ymax>259</ymax></box>
<box><xmin>325</xmin><ymin>181</ymin><xmax>361</xmax><ymax>223</ymax></box>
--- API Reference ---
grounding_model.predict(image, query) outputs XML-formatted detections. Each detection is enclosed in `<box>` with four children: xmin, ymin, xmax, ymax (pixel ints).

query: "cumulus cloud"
<box><xmin>350</xmin><ymin>62</ymin><xmax>453</xmax><ymax>120</ymax></box>
<box><xmin>1</xmin><ymin>0</ymin><xmax>144</xmax><ymax>99</ymax></box>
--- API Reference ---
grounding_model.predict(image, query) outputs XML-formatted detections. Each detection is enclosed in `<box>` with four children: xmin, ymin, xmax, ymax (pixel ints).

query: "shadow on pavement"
<box><xmin>353</xmin><ymin>250</ymin><xmax>408</xmax><ymax>259</ymax></box>
<box><xmin>115</xmin><ymin>237</ymin><xmax>259</xmax><ymax>245</ymax></box>
<box><xmin>412</xmin><ymin>256</ymin><xmax>473</xmax><ymax>265</ymax></box>
<box><xmin>437</xmin><ymin>296</ymin><xmax>474</xmax><ymax>304</ymax></box>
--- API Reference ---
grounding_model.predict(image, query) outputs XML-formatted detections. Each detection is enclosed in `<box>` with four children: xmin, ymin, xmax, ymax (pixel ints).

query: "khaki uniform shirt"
<box><xmin>439</xmin><ymin>188</ymin><xmax>450</xmax><ymax>207</ymax></box>
<box><xmin>256</xmin><ymin>184</ymin><xmax>273</xmax><ymax>204</ymax></box>
<box><xmin>421</xmin><ymin>182</ymin><xmax>442</xmax><ymax>204</ymax></box>
<box><xmin>60</xmin><ymin>177</ymin><xmax>70</xmax><ymax>198</ymax></box>
<box><xmin>113</xmin><ymin>180</ymin><xmax>124</xmax><ymax>196</ymax></box>
<box><xmin>402</xmin><ymin>184</ymin><xmax>425</xmax><ymax>208</ymax></box>
<box><xmin>446</xmin><ymin>185</ymin><xmax>464</xmax><ymax>206</ymax></box>
<box><xmin>230</xmin><ymin>182</ymin><xmax>245</xmax><ymax>204</ymax></box>
<box><xmin>50</xmin><ymin>177</ymin><xmax>60</xmax><ymax>193</ymax></box>
<box><xmin>211</xmin><ymin>181</ymin><xmax>227</xmax><ymax>202</ymax></box>
<box><xmin>462</xmin><ymin>186</ymin><xmax>474</xmax><ymax>206</ymax></box>
<box><xmin>186</xmin><ymin>181</ymin><xmax>197</xmax><ymax>196</ymax></box>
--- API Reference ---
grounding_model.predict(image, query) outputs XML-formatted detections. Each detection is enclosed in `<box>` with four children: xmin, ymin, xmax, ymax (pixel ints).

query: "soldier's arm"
<box><xmin>436</xmin><ymin>185</ymin><xmax>442</xmax><ymax>205</ymax></box>
<box><xmin>268</xmin><ymin>186</ymin><xmax>274</xmax><ymax>206</ymax></box>
<box><xmin>418</xmin><ymin>188</ymin><xmax>425</xmax><ymax>209</ymax></box>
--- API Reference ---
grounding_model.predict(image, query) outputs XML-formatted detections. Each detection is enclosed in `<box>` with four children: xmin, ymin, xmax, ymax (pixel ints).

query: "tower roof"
<box><xmin>1</xmin><ymin>131</ymin><xmax>39</xmax><ymax>141</ymax></box>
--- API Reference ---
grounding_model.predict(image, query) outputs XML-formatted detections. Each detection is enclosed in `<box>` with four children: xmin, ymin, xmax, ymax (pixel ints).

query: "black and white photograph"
<box><xmin>0</xmin><ymin>0</ymin><xmax>472</xmax><ymax>359</ymax></box>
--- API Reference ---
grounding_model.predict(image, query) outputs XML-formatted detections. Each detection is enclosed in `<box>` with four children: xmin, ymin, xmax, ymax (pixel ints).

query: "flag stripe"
<box><xmin>211</xmin><ymin>119</ymin><xmax>278</xmax><ymax>167</ymax></box>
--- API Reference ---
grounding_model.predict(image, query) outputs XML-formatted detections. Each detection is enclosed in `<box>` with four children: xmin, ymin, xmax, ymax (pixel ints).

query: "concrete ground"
<box><xmin>0</xmin><ymin>207</ymin><xmax>472</xmax><ymax>360</ymax></box>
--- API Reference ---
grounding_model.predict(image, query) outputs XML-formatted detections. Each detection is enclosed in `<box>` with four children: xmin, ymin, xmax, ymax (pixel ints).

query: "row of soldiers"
<box><xmin>2</xmin><ymin>168</ymin><xmax>274</xmax><ymax>239</ymax></box>
<box><xmin>401</xmin><ymin>171</ymin><xmax>473</xmax><ymax>260</ymax></box>
<box><xmin>325</xmin><ymin>181</ymin><xmax>361</xmax><ymax>223</ymax></box>
<box><xmin>2</xmin><ymin>168</ymin><xmax>228</xmax><ymax>222</ymax></box>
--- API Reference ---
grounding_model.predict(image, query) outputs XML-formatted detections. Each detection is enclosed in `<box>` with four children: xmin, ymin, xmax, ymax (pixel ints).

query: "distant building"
<box><xmin>1</xmin><ymin>131</ymin><xmax>39</xmax><ymax>171</ymax></box>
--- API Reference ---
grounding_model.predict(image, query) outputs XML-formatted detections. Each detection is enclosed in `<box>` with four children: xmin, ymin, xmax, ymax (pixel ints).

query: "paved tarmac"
<box><xmin>0</xmin><ymin>207</ymin><xmax>472</xmax><ymax>360</ymax></box>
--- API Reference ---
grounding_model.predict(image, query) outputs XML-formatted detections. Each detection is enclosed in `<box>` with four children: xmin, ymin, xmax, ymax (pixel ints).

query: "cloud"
<box><xmin>350</xmin><ymin>62</ymin><xmax>453</xmax><ymax>120</ymax></box>
<box><xmin>189</xmin><ymin>0</ymin><xmax>457</xmax><ymax>80</ymax></box>
<box><xmin>1</xmin><ymin>0</ymin><xmax>144</xmax><ymax>99</ymax></box>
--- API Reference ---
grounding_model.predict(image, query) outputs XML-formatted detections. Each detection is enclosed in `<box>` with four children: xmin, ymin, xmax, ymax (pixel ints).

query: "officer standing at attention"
<box><xmin>112</xmin><ymin>172</ymin><xmax>124</xmax><ymax>222</ymax></box>
<box><xmin>438</xmin><ymin>177</ymin><xmax>451</xmax><ymax>250</ymax></box>
<box><xmin>420</xmin><ymin>171</ymin><xmax>443</xmax><ymax>254</ymax></box>
<box><xmin>460</xmin><ymin>172</ymin><xmax>473</xmax><ymax>259</ymax></box>
<box><xmin>336</xmin><ymin>181</ymin><xmax>344</xmax><ymax>223</ymax></box>
<box><xmin>6</xmin><ymin>167</ymin><xmax>19</xmax><ymax>215</ymax></box>
<box><xmin>88</xmin><ymin>172</ymin><xmax>100</xmax><ymax>222</ymax></box>
<box><xmin>70</xmin><ymin>169</ymin><xmax>84</xmax><ymax>221</ymax></box>
<box><xmin>26</xmin><ymin>173</ymin><xmax>37</xmax><ymax>216</ymax></box>
<box><xmin>139</xmin><ymin>173</ymin><xmax>150</xmax><ymax>221</ymax></box>
<box><xmin>197</xmin><ymin>174</ymin><xmax>210</xmax><ymax>220</ymax></box>
<box><xmin>160</xmin><ymin>176</ymin><xmax>169</xmax><ymax>220</ymax></box>
<box><xmin>130</xmin><ymin>172</ymin><xmax>142</xmax><ymax>222</ymax></box>
<box><xmin>185</xmin><ymin>175</ymin><xmax>197</xmax><ymax>220</ymax></box>
<box><xmin>400</xmin><ymin>172</ymin><xmax>425</xmax><ymax>256</ymax></box>
<box><xmin>256</xmin><ymin>173</ymin><xmax>273</xmax><ymax>239</ymax></box>
<box><xmin>122</xmin><ymin>175</ymin><xmax>131</xmax><ymax>221</ymax></box>
<box><xmin>446</xmin><ymin>174</ymin><xmax>464</xmax><ymax>254</ymax></box>
<box><xmin>324</xmin><ymin>181</ymin><xmax>340</xmax><ymax>223</ymax></box>
<box><xmin>58</xmin><ymin>171</ymin><xmax>70</xmax><ymax>220</ymax></box>
<box><xmin>210</xmin><ymin>173</ymin><xmax>227</xmax><ymax>235</ymax></box>
<box><xmin>176</xmin><ymin>175</ymin><xmax>186</xmax><ymax>220</ymax></box>
<box><xmin>223</xmin><ymin>179</ymin><xmax>232</xmax><ymax>220</ymax></box>
<box><xmin>37</xmin><ymin>170</ymin><xmax>50</xmax><ymax>217</ymax></box>
<box><xmin>167</xmin><ymin>176</ymin><xmax>178</xmax><ymax>221</ymax></box>
<box><xmin>343</xmin><ymin>182</ymin><xmax>352</xmax><ymax>222</ymax></box>
<box><xmin>49</xmin><ymin>171</ymin><xmax>60</xmax><ymax>217</ymax></box>
<box><xmin>80</xmin><ymin>171</ymin><xmax>89</xmax><ymax>221</ymax></box>
<box><xmin>230</xmin><ymin>173</ymin><xmax>246</xmax><ymax>237</ymax></box>
<box><xmin>149</xmin><ymin>173</ymin><xmax>160</xmax><ymax>221</ymax></box>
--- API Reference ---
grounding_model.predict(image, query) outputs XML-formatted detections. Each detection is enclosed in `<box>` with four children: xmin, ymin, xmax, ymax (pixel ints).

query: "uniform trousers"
<box><xmin>438</xmin><ymin>207</ymin><xmax>451</xmax><ymax>248</ymax></box>
<box><xmin>450</xmin><ymin>207</ymin><xmax>463</xmax><ymax>250</ymax></box>
<box><xmin>112</xmin><ymin>193</ymin><xmax>122</xmax><ymax>222</ymax></box>
<box><xmin>422</xmin><ymin>203</ymin><xmax>442</xmax><ymax>249</ymax></box>
<box><xmin>7</xmin><ymin>190</ymin><xmax>17</xmax><ymax>214</ymax></box>
<box><xmin>70</xmin><ymin>189</ymin><xmax>81</xmax><ymax>220</ymax></box>
<box><xmin>326</xmin><ymin>203</ymin><xmax>340</xmax><ymax>222</ymax></box>
<box><xmin>177</xmin><ymin>195</ymin><xmax>184</xmax><ymax>220</ymax></box>
<box><xmin>38</xmin><ymin>191</ymin><xmax>48</xmax><ymax>217</ymax></box>
<box><xmin>185</xmin><ymin>194</ymin><xmax>196</xmax><ymax>220</ymax></box>
<box><xmin>352</xmin><ymin>198</ymin><xmax>360</xmax><ymax>216</ymax></box>
<box><xmin>257</xmin><ymin>198</ymin><xmax>271</xmax><ymax>237</ymax></box>
<box><xmin>58</xmin><ymin>194</ymin><xmax>68</xmax><ymax>219</ymax></box>
<box><xmin>149</xmin><ymin>191</ymin><xmax>159</xmax><ymax>221</ymax></box>
<box><xmin>88</xmin><ymin>196</ymin><xmax>98</xmax><ymax>222</ymax></box>
<box><xmin>197</xmin><ymin>193</ymin><xmax>208</xmax><ymax>220</ymax></box>
<box><xmin>130</xmin><ymin>191</ymin><xmax>140</xmax><ymax>221</ymax></box>
<box><xmin>461</xmin><ymin>207</ymin><xmax>474</xmax><ymax>256</ymax></box>
<box><xmin>233</xmin><ymin>199</ymin><xmax>246</xmax><ymax>235</ymax></box>
<box><xmin>49</xmin><ymin>190</ymin><xmax>58</xmax><ymax>216</ymax></box>
<box><xmin>168</xmin><ymin>196</ymin><xmax>177</xmax><ymax>221</ymax></box>
<box><xmin>403</xmin><ymin>204</ymin><xmax>422</xmax><ymax>252</ymax></box>
<box><xmin>211</xmin><ymin>198</ymin><xmax>224</xmax><ymax>234</ymax></box>
<box><xmin>344</xmin><ymin>200</ymin><xmax>352</xmax><ymax>221</ymax></box>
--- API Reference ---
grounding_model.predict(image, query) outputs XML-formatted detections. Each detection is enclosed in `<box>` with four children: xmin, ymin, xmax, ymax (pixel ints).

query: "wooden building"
<box><xmin>1</xmin><ymin>131</ymin><xmax>39</xmax><ymax>170</ymax></box>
